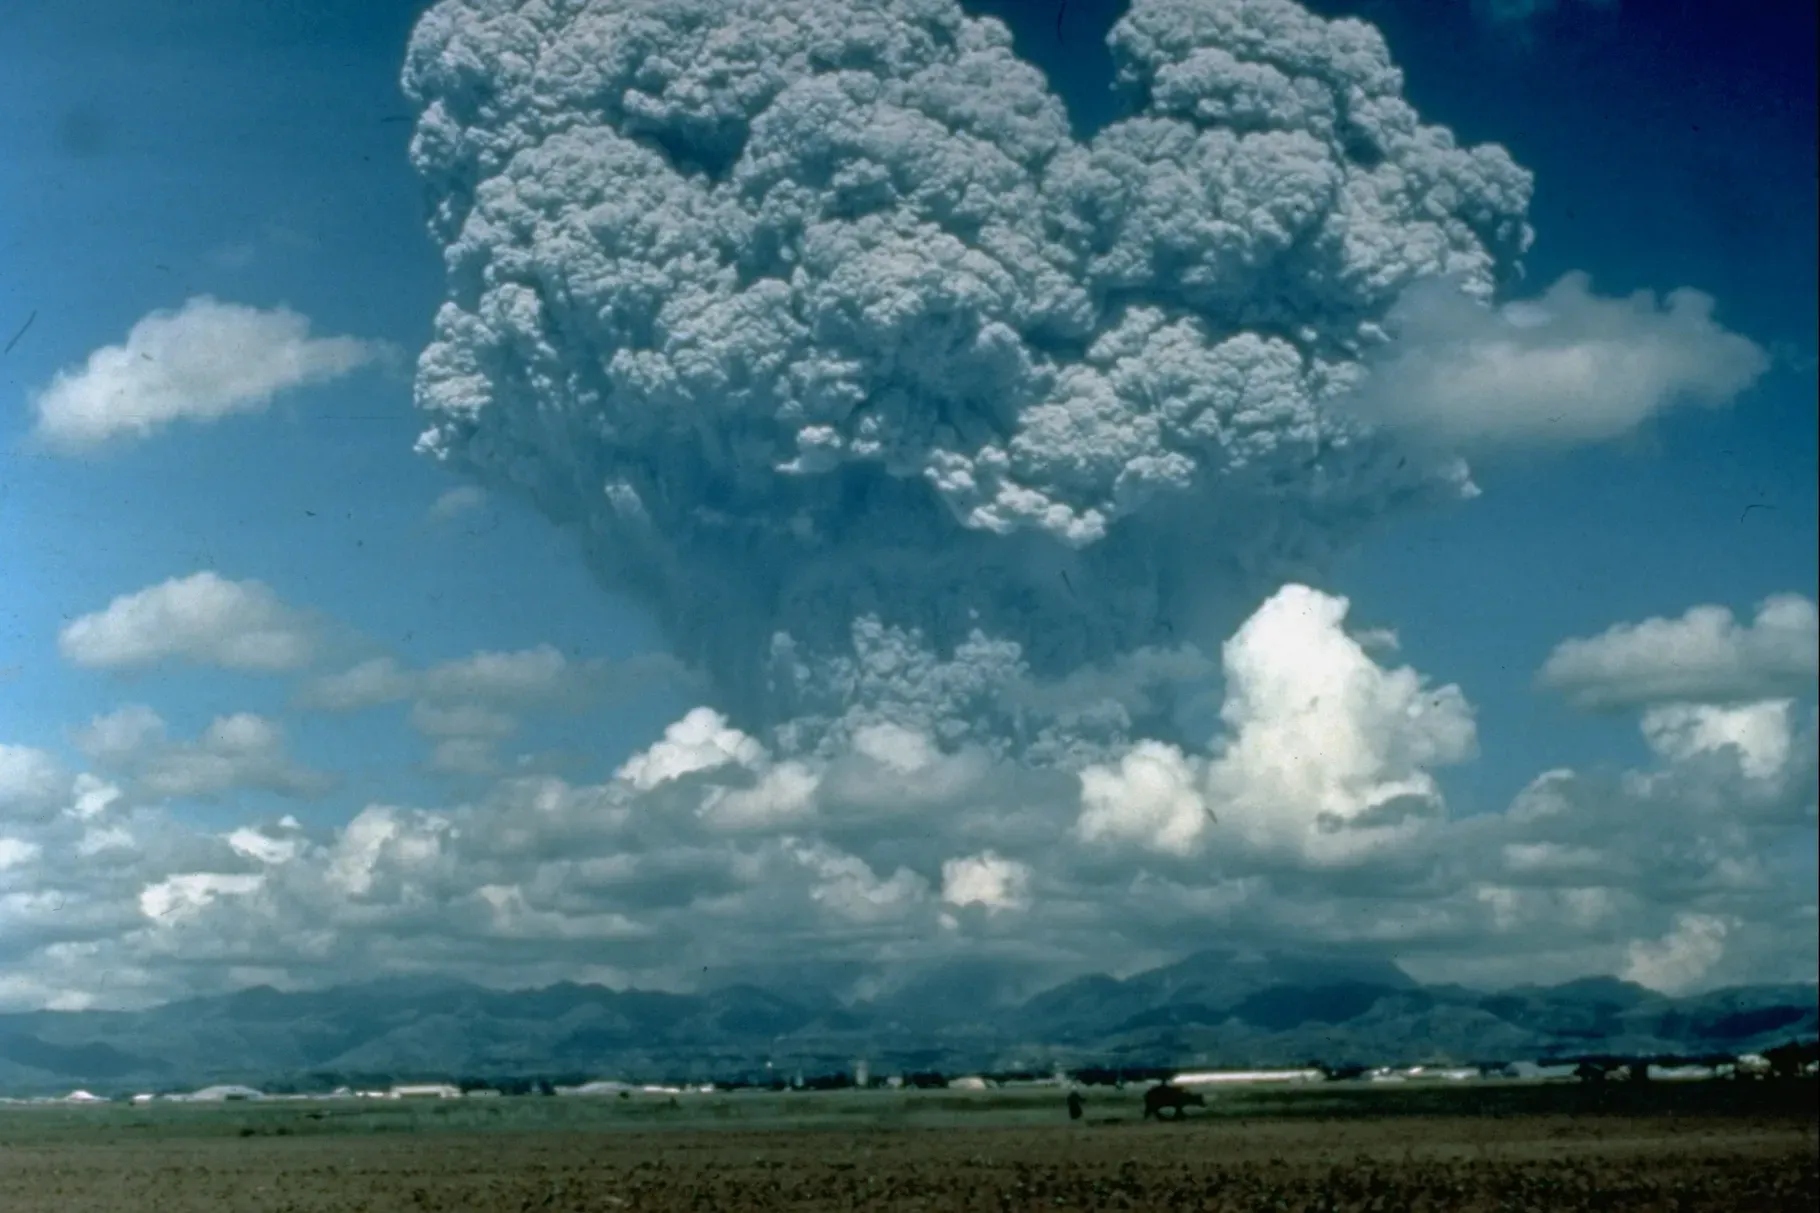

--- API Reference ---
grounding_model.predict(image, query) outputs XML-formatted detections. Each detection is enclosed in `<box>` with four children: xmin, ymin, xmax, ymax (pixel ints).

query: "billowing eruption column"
<box><xmin>402</xmin><ymin>0</ymin><xmax>1531</xmax><ymax>748</ymax></box>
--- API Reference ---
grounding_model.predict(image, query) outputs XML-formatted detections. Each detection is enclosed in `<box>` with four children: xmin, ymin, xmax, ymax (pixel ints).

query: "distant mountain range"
<box><xmin>2</xmin><ymin>950</ymin><xmax>1814</xmax><ymax>1095</ymax></box>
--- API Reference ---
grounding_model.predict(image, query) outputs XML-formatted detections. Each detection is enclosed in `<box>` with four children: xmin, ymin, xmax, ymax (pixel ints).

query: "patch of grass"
<box><xmin>0</xmin><ymin>1079</ymin><xmax>1811</xmax><ymax>1147</ymax></box>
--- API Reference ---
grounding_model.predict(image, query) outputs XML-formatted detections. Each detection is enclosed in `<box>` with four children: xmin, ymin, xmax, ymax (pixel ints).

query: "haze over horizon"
<box><xmin>2</xmin><ymin>0</ymin><xmax>1814</xmax><ymax>1015</ymax></box>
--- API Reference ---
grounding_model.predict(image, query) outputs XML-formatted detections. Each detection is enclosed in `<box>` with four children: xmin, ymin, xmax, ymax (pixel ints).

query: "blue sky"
<box><xmin>2</xmin><ymin>0</ymin><xmax>690</xmax><ymax>825</ymax></box>
<box><xmin>0</xmin><ymin>0</ymin><xmax>1813</xmax><ymax>1009</ymax></box>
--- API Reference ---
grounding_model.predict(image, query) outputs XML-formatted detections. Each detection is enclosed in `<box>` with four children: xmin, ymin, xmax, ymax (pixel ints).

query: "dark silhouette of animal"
<box><xmin>1142</xmin><ymin>1083</ymin><xmax>1205</xmax><ymax>1121</ymax></box>
<box><xmin>1066</xmin><ymin>1090</ymin><xmax>1084</xmax><ymax>1120</ymax></box>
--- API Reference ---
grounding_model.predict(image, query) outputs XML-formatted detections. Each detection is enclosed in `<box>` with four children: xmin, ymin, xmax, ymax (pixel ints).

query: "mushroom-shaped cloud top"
<box><xmin>402</xmin><ymin>0</ymin><xmax>1531</xmax><ymax>744</ymax></box>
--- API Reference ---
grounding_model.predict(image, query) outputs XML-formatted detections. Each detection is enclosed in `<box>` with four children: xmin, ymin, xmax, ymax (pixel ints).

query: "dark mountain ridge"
<box><xmin>1</xmin><ymin>949</ymin><xmax>1812</xmax><ymax>1096</ymax></box>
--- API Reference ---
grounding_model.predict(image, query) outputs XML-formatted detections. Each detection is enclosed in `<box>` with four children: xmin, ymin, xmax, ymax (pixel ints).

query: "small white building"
<box><xmin>1173</xmin><ymin>1069</ymin><xmax>1324</xmax><ymax>1086</ymax></box>
<box><xmin>1507</xmin><ymin>1062</ymin><xmax>1578</xmax><ymax>1081</ymax></box>
<box><xmin>1384</xmin><ymin>1066</ymin><xmax>1478</xmax><ymax>1082</ymax></box>
<box><xmin>390</xmin><ymin>1083</ymin><xmax>462</xmax><ymax>1099</ymax></box>
<box><xmin>946</xmin><ymin>1076</ymin><xmax>990</xmax><ymax>1090</ymax></box>
<box><xmin>63</xmin><ymin>1089</ymin><xmax>108</xmax><ymax>1103</ymax></box>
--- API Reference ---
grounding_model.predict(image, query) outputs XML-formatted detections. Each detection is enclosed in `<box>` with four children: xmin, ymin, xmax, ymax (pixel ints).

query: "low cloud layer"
<box><xmin>299</xmin><ymin>645</ymin><xmax>692</xmax><ymax>777</ymax></box>
<box><xmin>30</xmin><ymin>297</ymin><xmax>390</xmax><ymax>453</ymax></box>
<box><xmin>75</xmin><ymin>706</ymin><xmax>333</xmax><ymax>803</ymax></box>
<box><xmin>1539</xmin><ymin>594</ymin><xmax>1818</xmax><ymax>711</ymax></box>
<box><xmin>1</xmin><ymin>587</ymin><xmax>1811</xmax><ymax>1011</ymax></box>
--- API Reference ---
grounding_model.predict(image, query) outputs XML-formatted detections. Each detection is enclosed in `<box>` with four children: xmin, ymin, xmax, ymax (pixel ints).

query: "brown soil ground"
<box><xmin>0</xmin><ymin>1111</ymin><xmax>1813</xmax><ymax>1212</ymax></box>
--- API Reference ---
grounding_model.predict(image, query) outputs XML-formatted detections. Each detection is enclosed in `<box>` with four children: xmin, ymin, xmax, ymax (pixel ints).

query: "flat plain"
<box><xmin>0</xmin><ymin>1081</ymin><xmax>1813</xmax><ymax>1212</ymax></box>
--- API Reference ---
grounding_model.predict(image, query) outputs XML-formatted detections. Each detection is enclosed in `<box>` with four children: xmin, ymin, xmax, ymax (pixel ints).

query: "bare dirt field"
<box><xmin>1</xmin><ymin>1083</ymin><xmax>1813</xmax><ymax>1212</ymax></box>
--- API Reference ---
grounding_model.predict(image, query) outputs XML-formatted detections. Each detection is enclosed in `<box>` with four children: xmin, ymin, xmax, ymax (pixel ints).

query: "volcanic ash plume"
<box><xmin>402</xmin><ymin>0</ymin><xmax>1532</xmax><ymax>748</ymax></box>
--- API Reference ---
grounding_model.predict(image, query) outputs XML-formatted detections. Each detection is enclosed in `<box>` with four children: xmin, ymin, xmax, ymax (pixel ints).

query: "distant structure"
<box><xmin>1172</xmin><ymin>1069</ymin><xmax>1323</xmax><ymax>1087</ymax></box>
<box><xmin>852</xmin><ymin>1059</ymin><xmax>870</xmax><ymax>1089</ymax></box>
<box><xmin>556</xmin><ymin>1080</ymin><xmax>634</xmax><ymax>1097</ymax></box>
<box><xmin>390</xmin><ymin>1083</ymin><xmax>461</xmax><ymax>1099</ymax></box>
<box><xmin>1505</xmin><ymin>1062</ymin><xmax>1578</xmax><ymax>1081</ymax></box>
<box><xmin>180</xmin><ymin>1085</ymin><xmax>263</xmax><ymax>1102</ymax></box>
<box><xmin>1141</xmin><ymin>1083</ymin><xmax>1206</xmax><ymax>1121</ymax></box>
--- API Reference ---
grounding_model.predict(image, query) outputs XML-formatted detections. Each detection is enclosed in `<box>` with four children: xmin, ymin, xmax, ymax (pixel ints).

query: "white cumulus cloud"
<box><xmin>73</xmin><ymin>704</ymin><xmax>167</xmax><ymax>766</ymax></box>
<box><xmin>139</xmin><ymin>872</ymin><xmax>265</xmax><ymax>924</ymax></box>
<box><xmin>1640</xmin><ymin>700</ymin><xmax>1795</xmax><ymax>783</ymax></box>
<box><xmin>59</xmin><ymin>572</ymin><xmax>319</xmax><ymax>673</ymax></box>
<box><xmin>1205</xmin><ymin>585</ymin><xmax>1476</xmax><ymax>858</ymax></box>
<box><xmin>789</xmin><ymin>840</ymin><xmax>930</xmax><ymax>926</ymax></box>
<box><xmin>1356</xmin><ymin>273</ymin><xmax>1767</xmax><ymax>450</ymax></box>
<box><xmin>225</xmin><ymin>818</ymin><xmax>308</xmax><ymax>866</ymax></box>
<box><xmin>1076</xmin><ymin>585</ymin><xmax>1475</xmax><ymax>863</ymax></box>
<box><xmin>30</xmin><ymin>296</ymin><xmax>390</xmax><ymax>453</ymax></box>
<box><xmin>615</xmin><ymin>708</ymin><xmax>766</xmax><ymax>792</ymax></box>
<box><xmin>941</xmin><ymin>851</ymin><xmax>1032</xmax><ymax>913</ymax></box>
<box><xmin>1076</xmin><ymin>741</ymin><xmax>1209</xmax><ymax>857</ymax></box>
<box><xmin>1539</xmin><ymin>594</ymin><xmax>1818</xmax><ymax>711</ymax></box>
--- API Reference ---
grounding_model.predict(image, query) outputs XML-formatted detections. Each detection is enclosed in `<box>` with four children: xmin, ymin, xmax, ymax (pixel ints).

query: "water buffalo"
<box><xmin>1141</xmin><ymin>1083</ymin><xmax>1205</xmax><ymax>1121</ymax></box>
